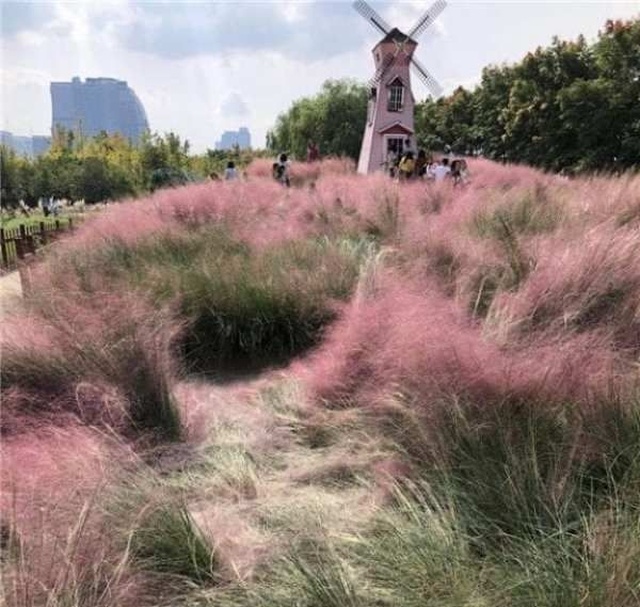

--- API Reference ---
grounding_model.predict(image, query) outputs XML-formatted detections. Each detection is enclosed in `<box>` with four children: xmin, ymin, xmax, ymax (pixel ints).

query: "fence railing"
<box><xmin>0</xmin><ymin>219</ymin><xmax>74</xmax><ymax>270</ymax></box>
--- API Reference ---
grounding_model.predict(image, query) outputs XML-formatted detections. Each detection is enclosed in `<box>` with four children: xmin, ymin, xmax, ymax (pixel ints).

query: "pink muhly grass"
<box><xmin>1</xmin><ymin>426</ymin><xmax>142</xmax><ymax>607</ymax></box>
<box><xmin>466</xmin><ymin>158</ymin><xmax>549</xmax><ymax>191</ymax></box>
<box><xmin>173</xmin><ymin>380</ymin><xmax>281</xmax><ymax>450</ymax></box>
<box><xmin>297</xmin><ymin>269</ymin><xmax>627</xmax><ymax>433</ymax></box>
<box><xmin>245</xmin><ymin>156</ymin><xmax>355</xmax><ymax>183</ymax></box>
<box><xmin>190</xmin><ymin>503</ymin><xmax>269</xmax><ymax>582</ymax></box>
<box><xmin>298</xmin><ymin>271</ymin><xmax>506</xmax><ymax>410</ymax></box>
<box><xmin>244</xmin><ymin>157</ymin><xmax>275</xmax><ymax>179</ymax></box>
<box><xmin>489</xmin><ymin>224</ymin><xmax>640</xmax><ymax>352</ymax></box>
<box><xmin>564</xmin><ymin>172</ymin><xmax>640</xmax><ymax>226</ymax></box>
<box><xmin>1</xmin><ymin>291</ymin><xmax>183</xmax><ymax>441</ymax></box>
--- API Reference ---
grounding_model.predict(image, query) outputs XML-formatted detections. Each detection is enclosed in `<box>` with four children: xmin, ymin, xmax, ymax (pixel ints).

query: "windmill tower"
<box><xmin>353</xmin><ymin>0</ymin><xmax>447</xmax><ymax>174</ymax></box>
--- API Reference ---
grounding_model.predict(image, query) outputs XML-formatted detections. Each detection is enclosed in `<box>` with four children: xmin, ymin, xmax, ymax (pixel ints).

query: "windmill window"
<box><xmin>388</xmin><ymin>81</ymin><xmax>404</xmax><ymax>112</ymax></box>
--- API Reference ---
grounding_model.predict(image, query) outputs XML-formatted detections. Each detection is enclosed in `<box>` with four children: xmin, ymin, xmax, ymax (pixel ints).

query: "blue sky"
<box><xmin>1</xmin><ymin>1</ymin><xmax>638</xmax><ymax>151</ymax></box>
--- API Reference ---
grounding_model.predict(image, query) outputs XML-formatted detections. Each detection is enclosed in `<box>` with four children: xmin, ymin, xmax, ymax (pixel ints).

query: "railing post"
<box><xmin>17</xmin><ymin>224</ymin><xmax>26</xmax><ymax>260</ymax></box>
<box><xmin>40</xmin><ymin>221</ymin><xmax>48</xmax><ymax>246</ymax></box>
<box><xmin>0</xmin><ymin>227</ymin><xmax>7</xmax><ymax>268</ymax></box>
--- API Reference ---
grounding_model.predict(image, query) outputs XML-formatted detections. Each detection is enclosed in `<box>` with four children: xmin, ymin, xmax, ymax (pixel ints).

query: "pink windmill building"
<box><xmin>353</xmin><ymin>0</ymin><xmax>447</xmax><ymax>174</ymax></box>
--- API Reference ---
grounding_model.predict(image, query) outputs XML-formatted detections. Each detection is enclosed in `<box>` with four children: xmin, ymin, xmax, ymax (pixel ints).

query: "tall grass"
<box><xmin>1</xmin><ymin>293</ymin><xmax>182</xmax><ymax>441</ymax></box>
<box><xmin>4</xmin><ymin>159</ymin><xmax>640</xmax><ymax>606</ymax></box>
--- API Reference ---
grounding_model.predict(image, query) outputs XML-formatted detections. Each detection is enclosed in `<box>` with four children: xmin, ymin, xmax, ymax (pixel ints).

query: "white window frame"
<box><xmin>387</xmin><ymin>83</ymin><xmax>404</xmax><ymax>112</ymax></box>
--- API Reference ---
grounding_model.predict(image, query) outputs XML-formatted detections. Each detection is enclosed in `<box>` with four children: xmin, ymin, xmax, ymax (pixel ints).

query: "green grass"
<box><xmin>0</xmin><ymin>212</ymin><xmax>73</xmax><ymax>230</ymax></box>
<box><xmin>56</xmin><ymin>228</ymin><xmax>372</xmax><ymax>375</ymax></box>
<box><xmin>129</xmin><ymin>503</ymin><xmax>218</xmax><ymax>583</ymax></box>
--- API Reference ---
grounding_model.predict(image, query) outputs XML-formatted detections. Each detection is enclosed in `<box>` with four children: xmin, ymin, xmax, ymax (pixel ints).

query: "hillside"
<box><xmin>2</xmin><ymin>159</ymin><xmax>640</xmax><ymax>606</ymax></box>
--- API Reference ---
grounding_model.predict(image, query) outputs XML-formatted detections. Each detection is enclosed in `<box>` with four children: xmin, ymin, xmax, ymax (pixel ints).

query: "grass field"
<box><xmin>2</xmin><ymin>158</ymin><xmax>640</xmax><ymax>606</ymax></box>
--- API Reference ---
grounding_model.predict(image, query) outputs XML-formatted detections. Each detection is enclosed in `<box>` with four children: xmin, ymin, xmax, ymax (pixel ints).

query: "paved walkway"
<box><xmin>0</xmin><ymin>271</ymin><xmax>23</xmax><ymax>319</ymax></box>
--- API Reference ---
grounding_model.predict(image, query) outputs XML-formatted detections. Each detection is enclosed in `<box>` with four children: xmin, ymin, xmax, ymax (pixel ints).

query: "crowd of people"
<box><xmin>386</xmin><ymin>140</ymin><xmax>469</xmax><ymax>186</ymax></box>
<box><xmin>214</xmin><ymin>138</ymin><xmax>468</xmax><ymax>189</ymax></box>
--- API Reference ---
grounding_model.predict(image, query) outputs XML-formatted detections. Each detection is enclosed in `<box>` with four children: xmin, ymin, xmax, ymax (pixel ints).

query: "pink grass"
<box><xmin>490</xmin><ymin>224</ymin><xmax>640</xmax><ymax>351</ymax></box>
<box><xmin>297</xmin><ymin>270</ymin><xmax>624</xmax><ymax>416</ymax></box>
<box><xmin>0</xmin><ymin>426</ymin><xmax>143</xmax><ymax>607</ymax></box>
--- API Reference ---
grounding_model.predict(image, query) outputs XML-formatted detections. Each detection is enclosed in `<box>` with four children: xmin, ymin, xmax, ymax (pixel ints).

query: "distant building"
<box><xmin>50</xmin><ymin>76</ymin><xmax>149</xmax><ymax>144</ymax></box>
<box><xmin>32</xmin><ymin>135</ymin><xmax>51</xmax><ymax>156</ymax></box>
<box><xmin>0</xmin><ymin>130</ymin><xmax>51</xmax><ymax>157</ymax></box>
<box><xmin>215</xmin><ymin>127</ymin><xmax>251</xmax><ymax>151</ymax></box>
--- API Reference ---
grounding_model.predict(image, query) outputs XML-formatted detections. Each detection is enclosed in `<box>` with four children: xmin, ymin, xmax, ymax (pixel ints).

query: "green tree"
<box><xmin>413</xmin><ymin>16</ymin><xmax>640</xmax><ymax>173</ymax></box>
<box><xmin>1</xmin><ymin>146</ymin><xmax>21</xmax><ymax>209</ymax></box>
<box><xmin>267</xmin><ymin>79</ymin><xmax>368</xmax><ymax>160</ymax></box>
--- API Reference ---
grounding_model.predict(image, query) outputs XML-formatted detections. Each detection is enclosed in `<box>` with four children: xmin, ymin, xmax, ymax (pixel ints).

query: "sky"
<box><xmin>1</xmin><ymin>0</ymin><xmax>638</xmax><ymax>152</ymax></box>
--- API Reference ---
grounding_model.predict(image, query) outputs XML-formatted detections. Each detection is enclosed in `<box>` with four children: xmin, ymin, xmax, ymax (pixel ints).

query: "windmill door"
<box><xmin>383</xmin><ymin>135</ymin><xmax>406</xmax><ymax>165</ymax></box>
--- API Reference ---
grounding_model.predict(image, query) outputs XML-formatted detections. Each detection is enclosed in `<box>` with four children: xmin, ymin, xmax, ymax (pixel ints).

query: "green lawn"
<box><xmin>0</xmin><ymin>212</ymin><xmax>73</xmax><ymax>230</ymax></box>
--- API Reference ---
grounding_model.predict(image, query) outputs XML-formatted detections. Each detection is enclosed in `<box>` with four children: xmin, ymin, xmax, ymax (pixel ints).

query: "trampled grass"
<box><xmin>2</xmin><ymin>158</ymin><xmax>640</xmax><ymax>606</ymax></box>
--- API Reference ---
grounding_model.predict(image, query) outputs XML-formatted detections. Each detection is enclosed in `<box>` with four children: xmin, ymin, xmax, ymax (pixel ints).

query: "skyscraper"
<box><xmin>215</xmin><ymin>127</ymin><xmax>251</xmax><ymax>151</ymax></box>
<box><xmin>0</xmin><ymin>131</ymin><xmax>51</xmax><ymax>157</ymax></box>
<box><xmin>50</xmin><ymin>77</ymin><xmax>149</xmax><ymax>144</ymax></box>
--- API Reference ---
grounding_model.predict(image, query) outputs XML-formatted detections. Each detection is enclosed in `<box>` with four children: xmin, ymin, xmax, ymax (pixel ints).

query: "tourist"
<box><xmin>306</xmin><ymin>141</ymin><xmax>320</xmax><ymax>163</ymax></box>
<box><xmin>274</xmin><ymin>153</ymin><xmax>291</xmax><ymax>187</ymax></box>
<box><xmin>430</xmin><ymin>157</ymin><xmax>451</xmax><ymax>183</ymax></box>
<box><xmin>398</xmin><ymin>151</ymin><xmax>415</xmax><ymax>181</ymax></box>
<box><xmin>415</xmin><ymin>149</ymin><xmax>428</xmax><ymax>178</ymax></box>
<box><xmin>450</xmin><ymin>158</ymin><xmax>468</xmax><ymax>187</ymax></box>
<box><xmin>386</xmin><ymin>145</ymin><xmax>399</xmax><ymax>178</ymax></box>
<box><xmin>224</xmin><ymin>161</ymin><xmax>238</xmax><ymax>181</ymax></box>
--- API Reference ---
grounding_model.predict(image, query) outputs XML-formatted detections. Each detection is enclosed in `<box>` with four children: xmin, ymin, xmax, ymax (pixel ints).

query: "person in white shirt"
<box><xmin>273</xmin><ymin>153</ymin><xmax>291</xmax><ymax>187</ymax></box>
<box><xmin>431</xmin><ymin>157</ymin><xmax>451</xmax><ymax>183</ymax></box>
<box><xmin>224</xmin><ymin>161</ymin><xmax>238</xmax><ymax>181</ymax></box>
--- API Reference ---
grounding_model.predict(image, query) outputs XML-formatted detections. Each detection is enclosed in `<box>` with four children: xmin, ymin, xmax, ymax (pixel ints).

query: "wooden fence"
<box><xmin>0</xmin><ymin>219</ymin><xmax>74</xmax><ymax>270</ymax></box>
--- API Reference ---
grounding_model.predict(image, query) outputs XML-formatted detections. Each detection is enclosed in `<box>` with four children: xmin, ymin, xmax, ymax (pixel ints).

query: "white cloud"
<box><xmin>1</xmin><ymin>1</ymin><xmax>639</xmax><ymax>152</ymax></box>
<box><xmin>218</xmin><ymin>91</ymin><xmax>250</xmax><ymax>118</ymax></box>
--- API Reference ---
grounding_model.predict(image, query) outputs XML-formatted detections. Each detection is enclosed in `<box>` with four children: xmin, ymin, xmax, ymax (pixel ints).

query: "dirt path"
<box><xmin>0</xmin><ymin>271</ymin><xmax>23</xmax><ymax>319</ymax></box>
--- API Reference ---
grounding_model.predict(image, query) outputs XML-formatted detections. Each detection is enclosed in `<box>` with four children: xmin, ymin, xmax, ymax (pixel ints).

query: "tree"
<box><xmin>267</xmin><ymin>79</ymin><xmax>368</xmax><ymax>160</ymax></box>
<box><xmin>413</xmin><ymin>16</ymin><xmax>640</xmax><ymax>173</ymax></box>
<box><xmin>1</xmin><ymin>146</ymin><xmax>21</xmax><ymax>209</ymax></box>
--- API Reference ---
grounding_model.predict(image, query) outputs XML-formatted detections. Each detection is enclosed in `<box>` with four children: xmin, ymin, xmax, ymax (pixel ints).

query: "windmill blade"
<box><xmin>369</xmin><ymin>51</ymin><xmax>396</xmax><ymax>87</ymax></box>
<box><xmin>408</xmin><ymin>0</ymin><xmax>447</xmax><ymax>40</ymax></box>
<box><xmin>410</xmin><ymin>56</ymin><xmax>443</xmax><ymax>97</ymax></box>
<box><xmin>353</xmin><ymin>0</ymin><xmax>391</xmax><ymax>35</ymax></box>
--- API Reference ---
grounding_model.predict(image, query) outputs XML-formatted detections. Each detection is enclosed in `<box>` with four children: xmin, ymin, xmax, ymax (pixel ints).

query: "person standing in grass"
<box><xmin>306</xmin><ymin>141</ymin><xmax>320</xmax><ymax>163</ymax></box>
<box><xmin>415</xmin><ymin>149</ymin><xmax>428</xmax><ymax>179</ymax></box>
<box><xmin>450</xmin><ymin>158</ymin><xmax>468</xmax><ymax>187</ymax></box>
<box><xmin>224</xmin><ymin>161</ymin><xmax>238</xmax><ymax>181</ymax></box>
<box><xmin>398</xmin><ymin>151</ymin><xmax>415</xmax><ymax>181</ymax></box>
<box><xmin>274</xmin><ymin>153</ymin><xmax>291</xmax><ymax>187</ymax></box>
<box><xmin>430</xmin><ymin>157</ymin><xmax>451</xmax><ymax>183</ymax></box>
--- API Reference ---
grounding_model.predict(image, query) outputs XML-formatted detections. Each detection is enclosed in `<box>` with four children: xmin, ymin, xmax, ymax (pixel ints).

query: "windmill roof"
<box><xmin>378</xmin><ymin>121</ymin><xmax>414</xmax><ymax>135</ymax></box>
<box><xmin>380</xmin><ymin>27</ymin><xmax>417</xmax><ymax>45</ymax></box>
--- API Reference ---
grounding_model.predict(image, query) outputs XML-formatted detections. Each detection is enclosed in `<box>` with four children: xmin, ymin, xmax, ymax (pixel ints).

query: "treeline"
<box><xmin>416</xmin><ymin>18</ymin><xmax>640</xmax><ymax>173</ymax></box>
<box><xmin>0</xmin><ymin>129</ymin><xmax>256</xmax><ymax>208</ymax></box>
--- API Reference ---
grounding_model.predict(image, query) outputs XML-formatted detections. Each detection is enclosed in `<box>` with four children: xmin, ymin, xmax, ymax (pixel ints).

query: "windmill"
<box><xmin>353</xmin><ymin>0</ymin><xmax>447</xmax><ymax>174</ymax></box>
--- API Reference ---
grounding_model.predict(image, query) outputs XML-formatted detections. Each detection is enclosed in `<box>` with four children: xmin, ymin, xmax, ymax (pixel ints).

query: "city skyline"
<box><xmin>2</xmin><ymin>1</ymin><xmax>639</xmax><ymax>152</ymax></box>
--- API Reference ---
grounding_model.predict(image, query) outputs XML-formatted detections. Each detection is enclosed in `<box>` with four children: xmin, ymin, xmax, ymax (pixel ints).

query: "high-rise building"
<box><xmin>50</xmin><ymin>77</ymin><xmax>149</xmax><ymax>144</ymax></box>
<box><xmin>0</xmin><ymin>130</ymin><xmax>51</xmax><ymax>157</ymax></box>
<box><xmin>215</xmin><ymin>127</ymin><xmax>251</xmax><ymax>151</ymax></box>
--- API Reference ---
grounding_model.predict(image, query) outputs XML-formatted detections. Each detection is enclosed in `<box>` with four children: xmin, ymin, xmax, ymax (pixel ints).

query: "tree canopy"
<box><xmin>267</xmin><ymin>79</ymin><xmax>368</xmax><ymax>160</ymax></box>
<box><xmin>415</xmin><ymin>17</ymin><xmax>640</xmax><ymax>173</ymax></box>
